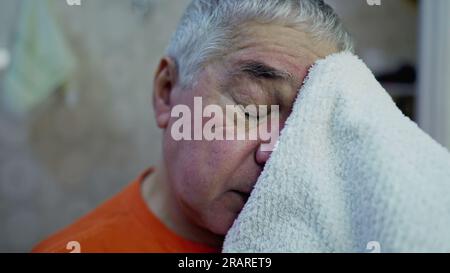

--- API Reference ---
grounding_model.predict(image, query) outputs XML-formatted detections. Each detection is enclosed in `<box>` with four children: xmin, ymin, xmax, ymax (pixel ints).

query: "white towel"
<box><xmin>223</xmin><ymin>52</ymin><xmax>450</xmax><ymax>253</ymax></box>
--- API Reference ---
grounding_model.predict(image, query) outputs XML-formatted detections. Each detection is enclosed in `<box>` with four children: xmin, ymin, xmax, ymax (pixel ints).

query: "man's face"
<box><xmin>161</xmin><ymin>24</ymin><xmax>336</xmax><ymax>235</ymax></box>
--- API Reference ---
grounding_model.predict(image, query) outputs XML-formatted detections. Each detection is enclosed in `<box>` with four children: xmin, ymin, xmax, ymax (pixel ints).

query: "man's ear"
<box><xmin>153</xmin><ymin>57</ymin><xmax>178</xmax><ymax>129</ymax></box>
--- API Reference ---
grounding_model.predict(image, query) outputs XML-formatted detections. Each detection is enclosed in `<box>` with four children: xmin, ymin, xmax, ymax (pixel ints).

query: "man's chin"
<box><xmin>208</xmin><ymin>223</ymin><xmax>235</xmax><ymax>237</ymax></box>
<box><xmin>194</xmin><ymin>194</ymin><xmax>249</xmax><ymax>236</ymax></box>
<box><xmin>208</xmin><ymin>211</ymin><xmax>244</xmax><ymax>236</ymax></box>
<box><xmin>202</xmin><ymin>209</ymin><xmax>240</xmax><ymax>236</ymax></box>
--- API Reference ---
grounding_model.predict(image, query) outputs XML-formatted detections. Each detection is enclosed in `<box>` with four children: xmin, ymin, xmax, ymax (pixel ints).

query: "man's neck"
<box><xmin>141</xmin><ymin>162</ymin><xmax>224</xmax><ymax>248</ymax></box>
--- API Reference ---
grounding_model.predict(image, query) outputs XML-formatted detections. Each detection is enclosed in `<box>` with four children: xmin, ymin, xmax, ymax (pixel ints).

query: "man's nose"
<box><xmin>255</xmin><ymin>144</ymin><xmax>273</xmax><ymax>166</ymax></box>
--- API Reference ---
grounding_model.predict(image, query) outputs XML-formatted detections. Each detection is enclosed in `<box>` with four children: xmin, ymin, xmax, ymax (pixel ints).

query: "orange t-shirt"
<box><xmin>32</xmin><ymin>168</ymin><xmax>220</xmax><ymax>253</ymax></box>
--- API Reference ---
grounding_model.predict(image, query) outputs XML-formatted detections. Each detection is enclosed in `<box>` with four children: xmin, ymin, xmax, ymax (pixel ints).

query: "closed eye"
<box><xmin>241</xmin><ymin>105</ymin><xmax>270</xmax><ymax>121</ymax></box>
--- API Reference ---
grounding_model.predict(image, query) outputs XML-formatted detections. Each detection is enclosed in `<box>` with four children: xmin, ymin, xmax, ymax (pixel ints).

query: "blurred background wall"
<box><xmin>0</xmin><ymin>0</ymin><xmax>442</xmax><ymax>252</ymax></box>
<box><xmin>0</xmin><ymin>0</ymin><xmax>190</xmax><ymax>252</ymax></box>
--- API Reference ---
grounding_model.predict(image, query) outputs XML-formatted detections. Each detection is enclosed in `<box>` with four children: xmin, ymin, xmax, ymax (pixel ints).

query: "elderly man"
<box><xmin>33</xmin><ymin>0</ymin><xmax>353</xmax><ymax>253</ymax></box>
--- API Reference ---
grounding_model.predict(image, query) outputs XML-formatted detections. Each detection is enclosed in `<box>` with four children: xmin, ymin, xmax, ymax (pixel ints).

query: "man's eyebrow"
<box><xmin>234</xmin><ymin>60</ymin><xmax>294</xmax><ymax>82</ymax></box>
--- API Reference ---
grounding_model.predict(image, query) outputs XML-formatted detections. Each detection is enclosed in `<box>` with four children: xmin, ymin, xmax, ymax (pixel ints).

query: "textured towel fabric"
<box><xmin>222</xmin><ymin>52</ymin><xmax>450</xmax><ymax>253</ymax></box>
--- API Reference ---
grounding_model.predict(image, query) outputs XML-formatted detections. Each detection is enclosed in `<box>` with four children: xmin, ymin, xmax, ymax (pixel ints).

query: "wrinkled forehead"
<box><xmin>220</xmin><ymin>23</ymin><xmax>338</xmax><ymax>86</ymax></box>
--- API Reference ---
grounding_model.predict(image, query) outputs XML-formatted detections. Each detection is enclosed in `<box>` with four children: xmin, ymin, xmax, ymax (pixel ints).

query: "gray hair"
<box><xmin>166</xmin><ymin>0</ymin><xmax>354</xmax><ymax>88</ymax></box>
